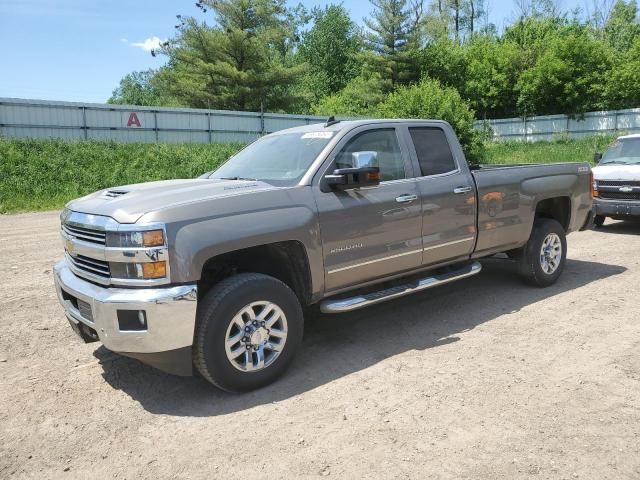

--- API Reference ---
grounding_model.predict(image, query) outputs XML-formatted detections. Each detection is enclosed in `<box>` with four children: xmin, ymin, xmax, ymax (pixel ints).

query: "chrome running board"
<box><xmin>320</xmin><ymin>261</ymin><xmax>482</xmax><ymax>314</ymax></box>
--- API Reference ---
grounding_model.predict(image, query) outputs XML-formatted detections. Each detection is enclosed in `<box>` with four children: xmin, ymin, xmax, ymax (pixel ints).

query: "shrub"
<box><xmin>311</xmin><ymin>73</ymin><xmax>386</xmax><ymax>117</ymax></box>
<box><xmin>376</xmin><ymin>77</ymin><xmax>485</xmax><ymax>161</ymax></box>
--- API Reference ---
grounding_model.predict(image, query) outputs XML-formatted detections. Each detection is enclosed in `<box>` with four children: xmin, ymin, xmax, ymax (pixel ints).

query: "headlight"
<box><xmin>110</xmin><ymin>261</ymin><xmax>167</xmax><ymax>280</ymax></box>
<box><xmin>106</xmin><ymin>229</ymin><xmax>165</xmax><ymax>248</ymax></box>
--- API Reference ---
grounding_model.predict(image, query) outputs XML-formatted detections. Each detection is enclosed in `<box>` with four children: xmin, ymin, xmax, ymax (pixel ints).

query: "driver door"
<box><xmin>313</xmin><ymin>126</ymin><xmax>423</xmax><ymax>292</ymax></box>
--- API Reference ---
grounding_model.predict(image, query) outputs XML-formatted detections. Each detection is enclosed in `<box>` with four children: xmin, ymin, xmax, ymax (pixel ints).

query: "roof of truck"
<box><xmin>272</xmin><ymin>119</ymin><xmax>449</xmax><ymax>135</ymax></box>
<box><xmin>617</xmin><ymin>133</ymin><xmax>640</xmax><ymax>139</ymax></box>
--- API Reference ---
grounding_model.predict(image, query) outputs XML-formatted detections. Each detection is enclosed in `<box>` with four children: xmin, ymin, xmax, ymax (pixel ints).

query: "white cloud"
<box><xmin>131</xmin><ymin>36</ymin><xmax>164</xmax><ymax>52</ymax></box>
<box><xmin>120</xmin><ymin>38</ymin><xmax>128</xmax><ymax>43</ymax></box>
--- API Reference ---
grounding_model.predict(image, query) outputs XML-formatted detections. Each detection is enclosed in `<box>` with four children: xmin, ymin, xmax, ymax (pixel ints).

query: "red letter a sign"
<box><xmin>127</xmin><ymin>112</ymin><xmax>142</xmax><ymax>127</ymax></box>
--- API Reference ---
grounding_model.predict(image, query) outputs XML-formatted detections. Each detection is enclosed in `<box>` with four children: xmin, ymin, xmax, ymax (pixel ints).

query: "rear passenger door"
<box><xmin>403</xmin><ymin>125</ymin><xmax>477</xmax><ymax>266</ymax></box>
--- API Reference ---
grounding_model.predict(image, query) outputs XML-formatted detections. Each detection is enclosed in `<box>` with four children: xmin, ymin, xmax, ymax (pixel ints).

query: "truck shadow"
<box><xmin>94</xmin><ymin>258</ymin><xmax>626</xmax><ymax>416</ymax></box>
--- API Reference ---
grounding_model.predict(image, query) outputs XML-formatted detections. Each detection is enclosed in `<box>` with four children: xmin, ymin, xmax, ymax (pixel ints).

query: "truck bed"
<box><xmin>470</xmin><ymin>162</ymin><xmax>592</xmax><ymax>257</ymax></box>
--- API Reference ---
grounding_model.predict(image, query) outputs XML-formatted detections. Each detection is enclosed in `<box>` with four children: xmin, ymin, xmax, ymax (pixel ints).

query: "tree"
<box><xmin>419</xmin><ymin>38</ymin><xmax>467</xmax><ymax>90</ymax></box>
<box><xmin>513</xmin><ymin>0</ymin><xmax>562</xmax><ymax>18</ymax></box>
<box><xmin>461</xmin><ymin>0</ymin><xmax>487</xmax><ymax>36</ymax></box>
<box><xmin>296</xmin><ymin>5</ymin><xmax>363</xmax><ymax>100</ymax></box>
<box><xmin>461</xmin><ymin>37</ymin><xmax>523</xmax><ymax>118</ymax></box>
<box><xmin>363</xmin><ymin>0</ymin><xmax>423</xmax><ymax>90</ymax></box>
<box><xmin>515</xmin><ymin>29</ymin><xmax>614</xmax><ymax>115</ymax></box>
<box><xmin>586</xmin><ymin>0</ymin><xmax>616</xmax><ymax>30</ymax></box>
<box><xmin>422</xmin><ymin>0</ymin><xmax>451</xmax><ymax>41</ymax></box>
<box><xmin>450</xmin><ymin>0</ymin><xmax>461</xmax><ymax>41</ymax></box>
<box><xmin>155</xmin><ymin>0</ymin><xmax>305</xmax><ymax>111</ymax></box>
<box><xmin>376</xmin><ymin>77</ymin><xmax>484</xmax><ymax>160</ymax></box>
<box><xmin>603</xmin><ymin>0</ymin><xmax>640</xmax><ymax>51</ymax></box>
<box><xmin>604</xmin><ymin>37</ymin><xmax>640</xmax><ymax>108</ymax></box>
<box><xmin>107</xmin><ymin>70</ymin><xmax>178</xmax><ymax>106</ymax></box>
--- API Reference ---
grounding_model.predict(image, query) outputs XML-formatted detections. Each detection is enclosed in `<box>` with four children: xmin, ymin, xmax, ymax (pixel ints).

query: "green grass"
<box><xmin>483</xmin><ymin>134</ymin><xmax>615</xmax><ymax>165</ymax></box>
<box><xmin>0</xmin><ymin>138</ymin><xmax>243</xmax><ymax>213</ymax></box>
<box><xmin>0</xmin><ymin>134</ymin><xmax>619</xmax><ymax>213</ymax></box>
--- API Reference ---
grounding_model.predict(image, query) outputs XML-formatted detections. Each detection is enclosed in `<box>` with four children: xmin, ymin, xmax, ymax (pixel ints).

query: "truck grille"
<box><xmin>62</xmin><ymin>224</ymin><xmax>106</xmax><ymax>245</ymax></box>
<box><xmin>597</xmin><ymin>180</ymin><xmax>640</xmax><ymax>187</ymax></box>
<box><xmin>66</xmin><ymin>253</ymin><xmax>111</xmax><ymax>278</ymax></box>
<box><xmin>599</xmin><ymin>192</ymin><xmax>640</xmax><ymax>201</ymax></box>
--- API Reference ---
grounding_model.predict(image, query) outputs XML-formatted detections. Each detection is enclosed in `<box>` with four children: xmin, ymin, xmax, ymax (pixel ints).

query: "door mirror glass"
<box><xmin>593</xmin><ymin>152</ymin><xmax>602</xmax><ymax>163</ymax></box>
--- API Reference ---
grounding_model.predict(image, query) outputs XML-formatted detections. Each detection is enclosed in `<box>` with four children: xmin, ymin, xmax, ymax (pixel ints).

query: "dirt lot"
<box><xmin>1</xmin><ymin>211</ymin><xmax>639</xmax><ymax>479</ymax></box>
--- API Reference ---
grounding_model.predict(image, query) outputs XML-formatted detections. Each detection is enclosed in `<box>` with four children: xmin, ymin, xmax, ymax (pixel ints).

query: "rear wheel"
<box><xmin>517</xmin><ymin>218</ymin><xmax>567</xmax><ymax>287</ymax></box>
<box><xmin>593</xmin><ymin>215</ymin><xmax>606</xmax><ymax>227</ymax></box>
<box><xmin>194</xmin><ymin>273</ymin><xmax>304</xmax><ymax>392</ymax></box>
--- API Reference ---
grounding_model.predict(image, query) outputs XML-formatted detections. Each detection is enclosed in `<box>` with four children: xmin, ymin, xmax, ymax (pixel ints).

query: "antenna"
<box><xmin>324</xmin><ymin>115</ymin><xmax>340</xmax><ymax>127</ymax></box>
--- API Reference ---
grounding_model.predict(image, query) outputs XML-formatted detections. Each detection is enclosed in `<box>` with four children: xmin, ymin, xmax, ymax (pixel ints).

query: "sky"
<box><xmin>0</xmin><ymin>0</ymin><xmax>583</xmax><ymax>104</ymax></box>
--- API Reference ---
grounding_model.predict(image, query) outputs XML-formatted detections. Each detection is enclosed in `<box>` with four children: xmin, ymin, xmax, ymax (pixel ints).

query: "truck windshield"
<box><xmin>207</xmin><ymin>131</ymin><xmax>334</xmax><ymax>186</ymax></box>
<box><xmin>601</xmin><ymin>137</ymin><xmax>640</xmax><ymax>165</ymax></box>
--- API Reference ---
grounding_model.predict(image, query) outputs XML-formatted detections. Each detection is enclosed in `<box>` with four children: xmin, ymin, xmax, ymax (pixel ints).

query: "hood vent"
<box><xmin>103</xmin><ymin>190</ymin><xmax>129</xmax><ymax>199</ymax></box>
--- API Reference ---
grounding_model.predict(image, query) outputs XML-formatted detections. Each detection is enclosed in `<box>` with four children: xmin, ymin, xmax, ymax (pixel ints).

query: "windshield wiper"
<box><xmin>600</xmin><ymin>161</ymin><xmax>630</xmax><ymax>165</ymax></box>
<box><xmin>218</xmin><ymin>176</ymin><xmax>258</xmax><ymax>181</ymax></box>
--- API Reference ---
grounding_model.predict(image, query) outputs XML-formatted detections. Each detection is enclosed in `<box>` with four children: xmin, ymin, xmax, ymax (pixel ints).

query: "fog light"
<box><xmin>117</xmin><ymin>310</ymin><xmax>147</xmax><ymax>331</ymax></box>
<box><xmin>142</xmin><ymin>261</ymin><xmax>167</xmax><ymax>279</ymax></box>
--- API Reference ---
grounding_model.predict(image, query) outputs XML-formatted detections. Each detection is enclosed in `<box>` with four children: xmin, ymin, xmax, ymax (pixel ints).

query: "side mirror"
<box><xmin>326</xmin><ymin>166</ymin><xmax>381</xmax><ymax>190</ymax></box>
<box><xmin>325</xmin><ymin>151</ymin><xmax>381</xmax><ymax>190</ymax></box>
<box><xmin>593</xmin><ymin>152</ymin><xmax>602</xmax><ymax>163</ymax></box>
<box><xmin>351</xmin><ymin>151</ymin><xmax>378</xmax><ymax>169</ymax></box>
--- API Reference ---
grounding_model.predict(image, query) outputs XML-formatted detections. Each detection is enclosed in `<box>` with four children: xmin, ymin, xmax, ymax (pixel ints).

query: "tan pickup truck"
<box><xmin>54</xmin><ymin>119</ymin><xmax>594</xmax><ymax>391</ymax></box>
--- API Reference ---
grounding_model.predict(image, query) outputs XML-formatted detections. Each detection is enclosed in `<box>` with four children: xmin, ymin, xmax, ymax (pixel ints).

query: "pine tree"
<box><xmin>155</xmin><ymin>0</ymin><xmax>305</xmax><ymax>111</ymax></box>
<box><xmin>363</xmin><ymin>0</ymin><xmax>423</xmax><ymax>90</ymax></box>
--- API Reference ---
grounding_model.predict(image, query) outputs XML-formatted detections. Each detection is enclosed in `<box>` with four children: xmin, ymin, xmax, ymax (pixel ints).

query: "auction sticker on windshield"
<box><xmin>301</xmin><ymin>132</ymin><xmax>334</xmax><ymax>139</ymax></box>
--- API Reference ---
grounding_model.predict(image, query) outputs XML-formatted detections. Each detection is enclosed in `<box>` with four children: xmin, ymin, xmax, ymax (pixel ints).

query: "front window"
<box><xmin>333</xmin><ymin>128</ymin><xmax>406</xmax><ymax>181</ymax></box>
<box><xmin>601</xmin><ymin>137</ymin><xmax>640</xmax><ymax>165</ymax></box>
<box><xmin>207</xmin><ymin>131</ymin><xmax>334</xmax><ymax>186</ymax></box>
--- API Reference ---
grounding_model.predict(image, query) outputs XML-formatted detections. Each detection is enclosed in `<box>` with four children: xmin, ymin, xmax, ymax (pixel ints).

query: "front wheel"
<box><xmin>517</xmin><ymin>218</ymin><xmax>567</xmax><ymax>287</ymax></box>
<box><xmin>194</xmin><ymin>273</ymin><xmax>304</xmax><ymax>392</ymax></box>
<box><xmin>593</xmin><ymin>215</ymin><xmax>606</xmax><ymax>227</ymax></box>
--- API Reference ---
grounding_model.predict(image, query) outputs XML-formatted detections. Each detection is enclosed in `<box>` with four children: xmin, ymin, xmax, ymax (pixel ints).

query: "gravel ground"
<box><xmin>1</xmin><ymin>211</ymin><xmax>639</xmax><ymax>480</ymax></box>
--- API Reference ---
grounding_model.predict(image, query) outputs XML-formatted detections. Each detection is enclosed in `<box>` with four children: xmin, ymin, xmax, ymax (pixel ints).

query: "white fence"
<box><xmin>0</xmin><ymin>98</ymin><xmax>327</xmax><ymax>144</ymax></box>
<box><xmin>482</xmin><ymin>108</ymin><xmax>640</xmax><ymax>141</ymax></box>
<box><xmin>2</xmin><ymin>98</ymin><xmax>640</xmax><ymax>143</ymax></box>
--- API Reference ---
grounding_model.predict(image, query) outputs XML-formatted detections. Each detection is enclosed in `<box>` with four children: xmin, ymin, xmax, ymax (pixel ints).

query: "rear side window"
<box><xmin>409</xmin><ymin>127</ymin><xmax>456</xmax><ymax>176</ymax></box>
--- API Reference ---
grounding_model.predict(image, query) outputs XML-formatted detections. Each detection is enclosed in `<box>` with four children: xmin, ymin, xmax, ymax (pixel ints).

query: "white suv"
<box><xmin>592</xmin><ymin>134</ymin><xmax>640</xmax><ymax>226</ymax></box>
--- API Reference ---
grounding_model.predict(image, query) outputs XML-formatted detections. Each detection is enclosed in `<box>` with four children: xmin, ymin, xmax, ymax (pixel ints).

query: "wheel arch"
<box><xmin>198</xmin><ymin>241</ymin><xmax>313</xmax><ymax>306</ymax></box>
<box><xmin>534</xmin><ymin>196</ymin><xmax>572</xmax><ymax>232</ymax></box>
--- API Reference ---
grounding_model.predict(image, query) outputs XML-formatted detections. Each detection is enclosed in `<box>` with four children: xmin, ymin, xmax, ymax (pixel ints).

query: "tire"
<box><xmin>194</xmin><ymin>273</ymin><xmax>304</xmax><ymax>392</ymax></box>
<box><xmin>517</xmin><ymin>218</ymin><xmax>567</xmax><ymax>287</ymax></box>
<box><xmin>593</xmin><ymin>215</ymin><xmax>606</xmax><ymax>227</ymax></box>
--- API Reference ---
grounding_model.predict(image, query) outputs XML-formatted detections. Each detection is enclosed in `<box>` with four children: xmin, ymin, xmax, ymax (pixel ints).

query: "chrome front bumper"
<box><xmin>53</xmin><ymin>261</ymin><xmax>197</xmax><ymax>355</ymax></box>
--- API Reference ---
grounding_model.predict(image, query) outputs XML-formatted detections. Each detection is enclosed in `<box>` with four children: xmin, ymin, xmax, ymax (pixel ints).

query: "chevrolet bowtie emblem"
<box><xmin>619</xmin><ymin>186</ymin><xmax>633</xmax><ymax>193</ymax></box>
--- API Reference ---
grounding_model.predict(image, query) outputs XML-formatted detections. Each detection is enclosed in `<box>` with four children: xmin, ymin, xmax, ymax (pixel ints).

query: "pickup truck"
<box><xmin>54</xmin><ymin>119</ymin><xmax>593</xmax><ymax>391</ymax></box>
<box><xmin>592</xmin><ymin>134</ymin><xmax>640</xmax><ymax>226</ymax></box>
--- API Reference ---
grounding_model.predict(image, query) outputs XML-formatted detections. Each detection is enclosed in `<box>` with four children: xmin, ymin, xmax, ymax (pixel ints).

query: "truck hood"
<box><xmin>67</xmin><ymin>178</ymin><xmax>276</xmax><ymax>224</ymax></box>
<box><xmin>592</xmin><ymin>164</ymin><xmax>640</xmax><ymax>181</ymax></box>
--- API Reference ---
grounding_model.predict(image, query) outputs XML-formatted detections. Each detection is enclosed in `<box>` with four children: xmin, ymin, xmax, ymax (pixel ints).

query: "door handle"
<box><xmin>395</xmin><ymin>194</ymin><xmax>418</xmax><ymax>203</ymax></box>
<box><xmin>453</xmin><ymin>186</ymin><xmax>473</xmax><ymax>194</ymax></box>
